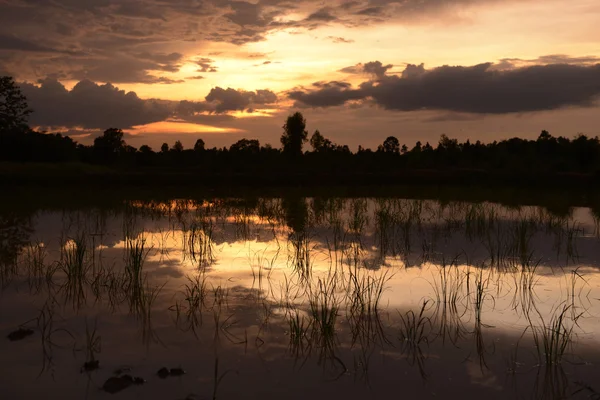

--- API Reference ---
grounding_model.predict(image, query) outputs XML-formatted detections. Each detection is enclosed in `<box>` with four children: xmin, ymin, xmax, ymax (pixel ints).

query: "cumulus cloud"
<box><xmin>292</xmin><ymin>62</ymin><xmax>600</xmax><ymax>114</ymax></box>
<box><xmin>21</xmin><ymin>79</ymin><xmax>172</xmax><ymax>129</ymax></box>
<box><xmin>0</xmin><ymin>0</ymin><xmax>541</xmax><ymax>82</ymax></box>
<box><xmin>224</xmin><ymin>1</ymin><xmax>273</xmax><ymax>27</ymax></box>
<box><xmin>65</xmin><ymin>54</ymin><xmax>186</xmax><ymax>84</ymax></box>
<box><xmin>195</xmin><ymin>58</ymin><xmax>218</xmax><ymax>73</ymax></box>
<box><xmin>493</xmin><ymin>54</ymin><xmax>600</xmax><ymax>70</ymax></box>
<box><xmin>17</xmin><ymin>77</ymin><xmax>280</xmax><ymax>131</ymax></box>
<box><xmin>355</xmin><ymin>6</ymin><xmax>386</xmax><ymax>16</ymax></box>
<box><xmin>306</xmin><ymin>8</ymin><xmax>338</xmax><ymax>22</ymax></box>
<box><xmin>0</xmin><ymin>34</ymin><xmax>68</xmax><ymax>53</ymax></box>
<box><xmin>289</xmin><ymin>81</ymin><xmax>364</xmax><ymax>107</ymax></box>
<box><xmin>327</xmin><ymin>36</ymin><xmax>354</xmax><ymax>43</ymax></box>
<box><xmin>340</xmin><ymin>61</ymin><xmax>393</xmax><ymax>78</ymax></box>
<box><xmin>205</xmin><ymin>87</ymin><xmax>278</xmax><ymax>113</ymax></box>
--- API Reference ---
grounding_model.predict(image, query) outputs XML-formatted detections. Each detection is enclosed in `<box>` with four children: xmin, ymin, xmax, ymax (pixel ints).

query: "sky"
<box><xmin>1</xmin><ymin>0</ymin><xmax>600</xmax><ymax>150</ymax></box>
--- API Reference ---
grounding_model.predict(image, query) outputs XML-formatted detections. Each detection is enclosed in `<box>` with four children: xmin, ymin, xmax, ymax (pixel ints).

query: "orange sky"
<box><xmin>3</xmin><ymin>0</ymin><xmax>600</xmax><ymax>149</ymax></box>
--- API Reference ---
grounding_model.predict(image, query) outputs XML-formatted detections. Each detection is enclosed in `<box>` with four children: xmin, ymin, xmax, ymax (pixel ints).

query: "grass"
<box><xmin>4</xmin><ymin>195</ymin><xmax>598</xmax><ymax>390</ymax></box>
<box><xmin>83</xmin><ymin>317</ymin><xmax>101</xmax><ymax>369</ymax></box>
<box><xmin>398</xmin><ymin>300</ymin><xmax>432</xmax><ymax>380</ymax></box>
<box><xmin>249</xmin><ymin>246</ymin><xmax>278</xmax><ymax>298</ymax></box>
<box><xmin>59</xmin><ymin>235</ymin><xmax>90</xmax><ymax>307</ymax></box>
<box><xmin>288</xmin><ymin>231</ymin><xmax>314</xmax><ymax>281</ymax></box>
<box><xmin>173</xmin><ymin>273</ymin><xmax>208</xmax><ymax>334</ymax></box>
<box><xmin>528</xmin><ymin>303</ymin><xmax>581</xmax><ymax>366</ymax></box>
<box><xmin>187</xmin><ymin>217</ymin><xmax>216</xmax><ymax>268</ymax></box>
<box><xmin>287</xmin><ymin>307</ymin><xmax>312</xmax><ymax>356</ymax></box>
<box><xmin>399</xmin><ymin>300</ymin><xmax>432</xmax><ymax>347</ymax></box>
<box><xmin>308</xmin><ymin>273</ymin><xmax>340</xmax><ymax>351</ymax></box>
<box><xmin>346</xmin><ymin>267</ymin><xmax>392</xmax><ymax>345</ymax></box>
<box><xmin>430</xmin><ymin>257</ymin><xmax>465</xmax><ymax>307</ymax></box>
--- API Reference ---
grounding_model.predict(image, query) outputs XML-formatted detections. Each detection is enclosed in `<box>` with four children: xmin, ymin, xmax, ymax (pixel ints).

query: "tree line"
<box><xmin>2</xmin><ymin>76</ymin><xmax>600</xmax><ymax>177</ymax></box>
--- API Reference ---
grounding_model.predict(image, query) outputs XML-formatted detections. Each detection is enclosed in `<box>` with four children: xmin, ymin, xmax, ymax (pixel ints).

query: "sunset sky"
<box><xmin>1</xmin><ymin>0</ymin><xmax>600</xmax><ymax>150</ymax></box>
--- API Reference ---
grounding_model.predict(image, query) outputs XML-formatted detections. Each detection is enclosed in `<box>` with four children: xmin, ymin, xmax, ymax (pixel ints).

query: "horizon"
<box><xmin>1</xmin><ymin>0</ymin><xmax>600</xmax><ymax>150</ymax></box>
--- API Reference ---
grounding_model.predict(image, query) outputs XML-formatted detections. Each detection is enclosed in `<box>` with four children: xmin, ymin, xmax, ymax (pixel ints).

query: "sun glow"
<box><xmin>130</xmin><ymin>120</ymin><xmax>244</xmax><ymax>135</ymax></box>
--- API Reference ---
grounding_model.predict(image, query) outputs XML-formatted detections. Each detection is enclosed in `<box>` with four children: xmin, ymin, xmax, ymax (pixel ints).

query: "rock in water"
<box><xmin>82</xmin><ymin>360</ymin><xmax>99</xmax><ymax>372</ymax></box>
<box><xmin>133</xmin><ymin>377</ymin><xmax>146</xmax><ymax>385</ymax></box>
<box><xmin>102</xmin><ymin>376</ymin><xmax>134</xmax><ymax>394</ymax></box>
<box><xmin>114</xmin><ymin>367</ymin><xmax>131</xmax><ymax>375</ymax></box>
<box><xmin>157</xmin><ymin>367</ymin><xmax>170</xmax><ymax>379</ymax></box>
<box><xmin>7</xmin><ymin>328</ymin><xmax>34</xmax><ymax>341</ymax></box>
<box><xmin>170</xmin><ymin>368</ymin><xmax>186</xmax><ymax>376</ymax></box>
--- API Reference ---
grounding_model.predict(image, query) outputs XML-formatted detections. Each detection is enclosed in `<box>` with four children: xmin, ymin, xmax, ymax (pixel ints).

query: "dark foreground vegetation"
<box><xmin>2</xmin><ymin>76</ymin><xmax>600</xmax><ymax>187</ymax></box>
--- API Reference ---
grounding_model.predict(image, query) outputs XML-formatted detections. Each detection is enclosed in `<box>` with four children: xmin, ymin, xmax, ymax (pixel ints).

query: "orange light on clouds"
<box><xmin>130</xmin><ymin>120</ymin><xmax>245</xmax><ymax>135</ymax></box>
<box><xmin>228</xmin><ymin>109</ymin><xmax>280</xmax><ymax>118</ymax></box>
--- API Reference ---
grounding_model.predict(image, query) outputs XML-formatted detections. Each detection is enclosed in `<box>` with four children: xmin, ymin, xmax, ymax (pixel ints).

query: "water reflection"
<box><xmin>1</xmin><ymin>196</ymin><xmax>600</xmax><ymax>399</ymax></box>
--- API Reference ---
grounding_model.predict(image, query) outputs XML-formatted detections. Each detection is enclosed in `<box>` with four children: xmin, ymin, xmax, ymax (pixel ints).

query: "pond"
<box><xmin>1</xmin><ymin>191</ymin><xmax>600</xmax><ymax>399</ymax></box>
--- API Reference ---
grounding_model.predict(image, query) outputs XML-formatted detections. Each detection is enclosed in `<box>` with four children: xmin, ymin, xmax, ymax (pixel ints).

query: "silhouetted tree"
<box><xmin>281</xmin><ymin>112</ymin><xmax>308</xmax><ymax>157</ymax></box>
<box><xmin>538</xmin><ymin>130</ymin><xmax>552</xmax><ymax>141</ymax></box>
<box><xmin>194</xmin><ymin>138</ymin><xmax>205</xmax><ymax>152</ymax></box>
<box><xmin>230</xmin><ymin>138</ymin><xmax>260</xmax><ymax>154</ymax></box>
<box><xmin>381</xmin><ymin>136</ymin><xmax>400</xmax><ymax>153</ymax></box>
<box><xmin>0</xmin><ymin>76</ymin><xmax>31</xmax><ymax>133</ymax></box>
<box><xmin>160</xmin><ymin>143</ymin><xmax>169</xmax><ymax>153</ymax></box>
<box><xmin>93</xmin><ymin>128</ymin><xmax>125</xmax><ymax>163</ymax></box>
<box><xmin>310</xmin><ymin>130</ymin><xmax>333</xmax><ymax>152</ymax></box>
<box><xmin>438</xmin><ymin>134</ymin><xmax>459</xmax><ymax>151</ymax></box>
<box><xmin>94</xmin><ymin>128</ymin><xmax>124</xmax><ymax>151</ymax></box>
<box><xmin>172</xmin><ymin>140</ymin><xmax>184</xmax><ymax>152</ymax></box>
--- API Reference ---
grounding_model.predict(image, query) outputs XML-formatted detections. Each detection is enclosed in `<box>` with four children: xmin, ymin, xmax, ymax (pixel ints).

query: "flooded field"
<box><xmin>1</xmin><ymin>193</ymin><xmax>600</xmax><ymax>399</ymax></box>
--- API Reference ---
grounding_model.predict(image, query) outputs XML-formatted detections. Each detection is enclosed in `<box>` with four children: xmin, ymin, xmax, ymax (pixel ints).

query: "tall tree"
<box><xmin>93</xmin><ymin>128</ymin><xmax>125</xmax><ymax>153</ymax></box>
<box><xmin>281</xmin><ymin>112</ymin><xmax>308</xmax><ymax>156</ymax></box>
<box><xmin>309</xmin><ymin>130</ymin><xmax>333</xmax><ymax>152</ymax></box>
<box><xmin>230</xmin><ymin>138</ymin><xmax>260</xmax><ymax>154</ymax></box>
<box><xmin>172</xmin><ymin>140</ymin><xmax>184</xmax><ymax>152</ymax></box>
<box><xmin>0</xmin><ymin>76</ymin><xmax>32</xmax><ymax>133</ymax></box>
<box><xmin>93</xmin><ymin>128</ymin><xmax>126</xmax><ymax>163</ymax></box>
<box><xmin>382</xmin><ymin>136</ymin><xmax>400</xmax><ymax>153</ymax></box>
<box><xmin>194</xmin><ymin>138</ymin><xmax>205</xmax><ymax>152</ymax></box>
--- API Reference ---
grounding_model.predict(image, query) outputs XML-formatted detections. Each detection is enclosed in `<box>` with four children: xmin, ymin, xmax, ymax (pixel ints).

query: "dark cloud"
<box><xmin>340</xmin><ymin>61</ymin><xmax>393</xmax><ymax>77</ymax></box>
<box><xmin>68</xmin><ymin>55</ymin><xmax>183</xmax><ymax>84</ymax></box>
<box><xmin>224</xmin><ymin>1</ymin><xmax>271</xmax><ymax>27</ymax></box>
<box><xmin>195</xmin><ymin>58</ymin><xmax>218</xmax><ymax>73</ymax></box>
<box><xmin>205</xmin><ymin>87</ymin><xmax>278</xmax><ymax>113</ymax></box>
<box><xmin>355</xmin><ymin>6</ymin><xmax>385</xmax><ymax>16</ymax></box>
<box><xmin>0</xmin><ymin>34</ymin><xmax>68</xmax><ymax>53</ymax></box>
<box><xmin>339</xmin><ymin>1</ymin><xmax>363</xmax><ymax>10</ymax></box>
<box><xmin>0</xmin><ymin>0</ymin><xmax>535</xmax><ymax>83</ymax></box>
<box><xmin>113</xmin><ymin>2</ymin><xmax>167</xmax><ymax>21</ymax></box>
<box><xmin>289</xmin><ymin>81</ymin><xmax>364</xmax><ymax>107</ymax></box>
<box><xmin>17</xmin><ymin>76</ymin><xmax>279</xmax><ymax>131</ymax></box>
<box><xmin>495</xmin><ymin>54</ymin><xmax>600</xmax><ymax>70</ymax></box>
<box><xmin>306</xmin><ymin>8</ymin><xmax>338</xmax><ymax>22</ymax></box>
<box><xmin>21</xmin><ymin>78</ymin><xmax>172</xmax><ymax>129</ymax></box>
<box><xmin>55</xmin><ymin>22</ymin><xmax>76</xmax><ymax>36</ymax></box>
<box><xmin>292</xmin><ymin>62</ymin><xmax>600</xmax><ymax>114</ymax></box>
<box><xmin>132</xmin><ymin>52</ymin><xmax>184</xmax><ymax>74</ymax></box>
<box><xmin>364</xmin><ymin>61</ymin><xmax>393</xmax><ymax>77</ymax></box>
<box><xmin>327</xmin><ymin>36</ymin><xmax>354</xmax><ymax>43</ymax></box>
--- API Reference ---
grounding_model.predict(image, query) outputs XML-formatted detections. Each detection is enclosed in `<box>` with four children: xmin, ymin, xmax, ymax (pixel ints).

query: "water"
<box><xmin>1</xmin><ymin>193</ymin><xmax>600</xmax><ymax>399</ymax></box>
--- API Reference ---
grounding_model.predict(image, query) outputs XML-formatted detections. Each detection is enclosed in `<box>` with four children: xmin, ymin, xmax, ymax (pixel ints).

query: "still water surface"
<box><xmin>1</xmin><ymin>196</ymin><xmax>600</xmax><ymax>399</ymax></box>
